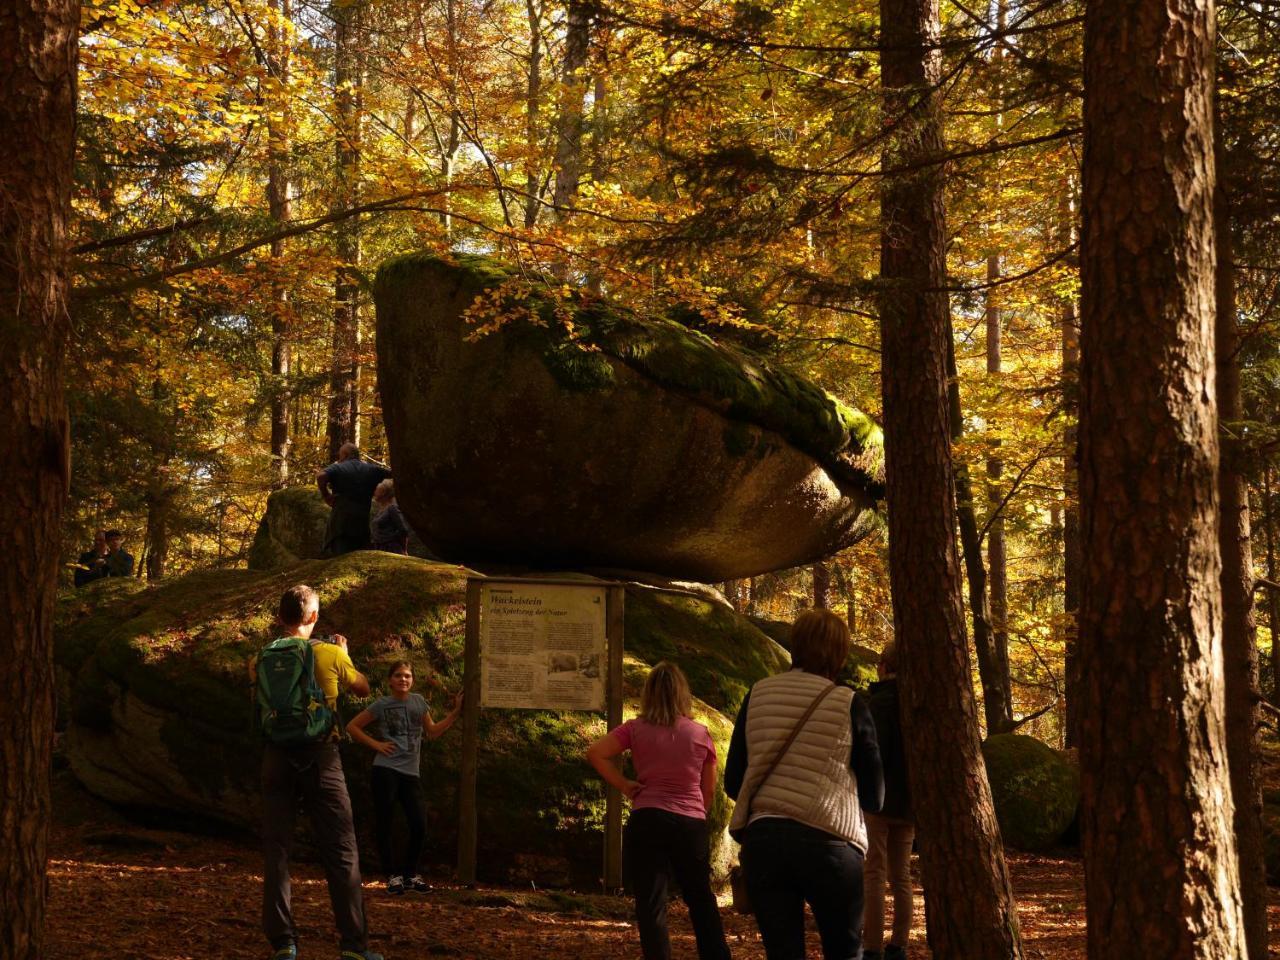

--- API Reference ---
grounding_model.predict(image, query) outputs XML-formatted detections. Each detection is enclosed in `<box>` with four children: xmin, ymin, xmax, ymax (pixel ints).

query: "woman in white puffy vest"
<box><xmin>725</xmin><ymin>608</ymin><xmax>884</xmax><ymax>960</ymax></box>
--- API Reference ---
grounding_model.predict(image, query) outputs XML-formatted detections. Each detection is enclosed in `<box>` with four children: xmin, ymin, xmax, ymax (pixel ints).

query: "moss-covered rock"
<box><xmin>56</xmin><ymin>552</ymin><xmax>790</xmax><ymax>883</ymax></box>
<box><xmin>374</xmin><ymin>252</ymin><xmax>883</xmax><ymax>582</ymax></box>
<box><xmin>248</xmin><ymin>486</ymin><xmax>334</xmax><ymax>570</ymax></box>
<box><xmin>981</xmin><ymin>733</ymin><xmax>1080</xmax><ymax>852</ymax></box>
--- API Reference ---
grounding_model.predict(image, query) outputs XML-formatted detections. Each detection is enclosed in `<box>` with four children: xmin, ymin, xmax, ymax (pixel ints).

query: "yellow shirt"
<box><xmin>310</xmin><ymin>639</ymin><xmax>359</xmax><ymax>709</ymax></box>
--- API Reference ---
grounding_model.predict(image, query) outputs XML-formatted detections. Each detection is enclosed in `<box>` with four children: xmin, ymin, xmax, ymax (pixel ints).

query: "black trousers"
<box><xmin>740</xmin><ymin>818</ymin><xmax>865</xmax><ymax>960</ymax></box>
<box><xmin>371</xmin><ymin>765</ymin><xmax>426</xmax><ymax>878</ymax></box>
<box><xmin>624</xmin><ymin>808</ymin><xmax>732</xmax><ymax>960</ymax></box>
<box><xmin>261</xmin><ymin>743</ymin><xmax>368</xmax><ymax>952</ymax></box>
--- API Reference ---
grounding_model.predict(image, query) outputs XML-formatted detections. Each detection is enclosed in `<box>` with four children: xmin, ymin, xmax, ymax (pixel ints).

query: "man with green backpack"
<box><xmin>256</xmin><ymin>584</ymin><xmax>382</xmax><ymax>960</ymax></box>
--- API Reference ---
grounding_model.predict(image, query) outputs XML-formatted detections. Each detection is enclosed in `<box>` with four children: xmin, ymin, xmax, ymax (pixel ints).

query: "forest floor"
<box><xmin>44</xmin><ymin>769</ymin><xmax>1280</xmax><ymax>959</ymax></box>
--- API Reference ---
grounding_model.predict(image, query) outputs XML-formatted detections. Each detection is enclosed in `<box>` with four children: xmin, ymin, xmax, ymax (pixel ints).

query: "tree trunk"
<box><xmin>524</xmin><ymin>0</ymin><xmax>543</xmax><ymax>228</ymax></box>
<box><xmin>1078</xmin><ymin>1</ymin><xmax>1244</xmax><ymax>955</ymax></box>
<box><xmin>0</xmin><ymin>0</ymin><xmax>77</xmax><ymax>953</ymax></box>
<box><xmin>551</xmin><ymin>0</ymin><xmax>590</xmax><ymax>216</ymax></box>
<box><xmin>327</xmin><ymin>0</ymin><xmax>363</xmax><ymax>462</ymax></box>
<box><xmin>1215</xmin><ymin>125</ymin><xmax>1268</xmax><ymax>960</ymax></box>
<box><xmin>144</xmin><ymin>475</ymin><xmax>172</xmax><ymax>581</ymax></box>
<box><xmin>986</xmin><ymin>253</ymin><xmax>1012</xmax><ymax>720</ymax></box>
<box><xmin>1060</xmin><ymin>187</ymin><xmax>1083</xmax><ymax>749</ymax></box>
<box><xmin>949</xmin><ymin>333</ymin><xmax>1012</xmax><ymax>734</ymax></box>
<box><xmin>267</xmin><ymin>0</ymin><xmax>293</xmax><ymax>487</ymax></box>
<box><xmin>812</xmin><ymin>562</ymin><xmax>830</xmax><ymax>609</ymax></box>
<box><xmin>1266</xmin><ymin>466</ymin><xmax>1280</xmax><ymax>702</ymax></box>
<box><xmin>878</xmin><ymin>0</ymin><xmax>1024</xmax><ymax>955</ymax></box>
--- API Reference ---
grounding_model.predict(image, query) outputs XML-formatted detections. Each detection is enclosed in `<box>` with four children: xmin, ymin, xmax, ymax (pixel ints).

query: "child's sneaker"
<box><xmin>407</xmin><ymin>875</ymin><xmax>431</xmax><ymax>893</ymax></box>
<box><xmin>269</xmin><ymin>947</ymin><xmax>297</xmax><ymax>960</ymax></box>
<box><xmin>386</xmin><ymin>875</ymin><xmax>404</xmax><ymax>895</ymax></box>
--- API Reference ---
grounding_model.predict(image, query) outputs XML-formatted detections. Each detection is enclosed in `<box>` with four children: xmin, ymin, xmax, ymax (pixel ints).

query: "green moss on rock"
<box><xmin>981</xmin><ymin>733</ymin><xmax>1080</xmax><ymax>852</ymax></box>
<box><xmin>248</xmin><ymin>486</ymin><xmax>334</xmax><ymax>570</ymax></box>
<box><xmin>57</xmin><ymin>553</ymin><xmax>792</xmax><ymax>884</ymax></box>
<box><xmin>375</xmin><ymin>252</ymin><xmax>883</xmax><ymax>491</ymax></box>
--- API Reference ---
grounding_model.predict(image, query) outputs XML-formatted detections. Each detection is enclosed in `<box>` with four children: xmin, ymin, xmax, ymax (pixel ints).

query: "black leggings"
<box><xmin>370</xmin><ymin>766</ymin><xmax>426</xmax><ymax>878</ymax></box>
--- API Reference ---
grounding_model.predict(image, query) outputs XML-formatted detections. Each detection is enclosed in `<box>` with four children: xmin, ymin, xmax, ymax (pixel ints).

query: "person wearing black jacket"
<box><xmin>861</xmin><ymin>641</ymin><xmax>914</xmax><ymax>960</ymax></box>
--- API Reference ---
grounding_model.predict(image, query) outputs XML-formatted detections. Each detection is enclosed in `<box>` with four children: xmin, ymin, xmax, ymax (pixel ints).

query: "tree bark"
<box><xmin>0</xmin><ymin>0</ymin><xmax>77</xmax><ymax>953</ymax></box>
<box><xmin>1214</xmin><ymin>123</ymin><xmax>1268</xmax><ymax>960</ymax></box>
<box><xmin>327</xmin><ymin>0</ymin><xmax>363</xmax><ymax>462</ymax></box>
<box><xmin>1079</xmin><ymin>1</ymin><xmax>1245</xmax><ymax>955</ymax></box>
<box><xmin>524</xmin><ymin>0</ymin><xmax>543</xmax><ymax>228</ymax></box>
<box><xmin>878</xmin><ymin>0</ymin><xmax>1024</xmax><ymax>955</ymax></box>
<box><xmin>267</xmin><ymin>0</ymin><xmax>293</xmax><ymax>487</ymax></box>
<box><xmin>986</xmin><ymin>252</ymin><xmax>1012</xmax><ymax>720</ymax></box>
<box><xmin>1060</xmin><ymin>187</ymin><xmax>1083</xmax><ymax>749</ymax></box>
<box><xmin>949</xmin><ymin>332</ymin><xmax>1012</xmax><ymax>734</ymax></box>
<box><xmin>551</xmin><ymin>0</ymin><xmax>590</xmax><ymax>216</ymax></box>
<box><xmin>1266</xmin><ymin>466</ymin><xmax>1280</xmax><ymax>703</ymax></box>
<box><xmin>812</xmin><ymin>561</ymin><xmax>830</xmax><ymax>609</ymax></box>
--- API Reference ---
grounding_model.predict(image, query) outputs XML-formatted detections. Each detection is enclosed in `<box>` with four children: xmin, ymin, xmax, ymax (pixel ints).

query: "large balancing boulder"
<box><xmin>55</xmin><ymin>551</ymin><xmax>789</xmax><ymax>884</ymax></box>
<box><xmin>374</xmin><ymin>253</ymin><xmax>884</xmax><ymax>582</ymax></box>
<box><xmin>981</xmin><ymin>733</ymin><xmax>1080</xmax><ymax>851</ymax></box>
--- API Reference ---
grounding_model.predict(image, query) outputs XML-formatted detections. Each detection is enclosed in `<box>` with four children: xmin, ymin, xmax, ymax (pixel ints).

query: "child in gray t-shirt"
<box><xmin>347</xmin><ymin>661</ymin><xmax>463</xmax><ymax>893</ymax></box>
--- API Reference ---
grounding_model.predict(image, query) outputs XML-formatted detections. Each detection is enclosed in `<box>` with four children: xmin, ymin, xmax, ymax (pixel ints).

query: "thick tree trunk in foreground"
<box><xmin>1079</xmin><ymin>1</ymin><xmax>1244</xmax><ymax>955</ymax></box>
<box><xmin>878</xmin><ymin>0</ymin><xmax>1023</xmax><ymax>955</ymax></box>
<box><xmin>1215</xmin><ymin>147</ymin><xmax>1268</xmax><ymax>960</ymax></box>
<box><xmin>327</xmin><ymin>0</ymin><xmax>363</xmax><ymax>462</ymax></box>
<box><xmin>0</xmin><ymin>0</ymin><xmax>77</xmax><ymax>955</ymax></box>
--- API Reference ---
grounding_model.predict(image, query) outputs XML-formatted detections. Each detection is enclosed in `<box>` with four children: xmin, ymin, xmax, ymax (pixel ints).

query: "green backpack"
<box><xmin>256</xmin><ymin>637</ymin><xmax>335</xmax><ymax>745</ymax></box>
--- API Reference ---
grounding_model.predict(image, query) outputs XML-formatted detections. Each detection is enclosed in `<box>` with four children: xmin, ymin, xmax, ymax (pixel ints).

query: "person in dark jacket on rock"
<box><xmin>861</xmin><ymin>641</ymin><xmax>914</xmax><ymax>960</ymax></box>
<box><xmin>317</xmin><ymin>444</ymin><xmax>391</xmax><ymax>555</ymax></box>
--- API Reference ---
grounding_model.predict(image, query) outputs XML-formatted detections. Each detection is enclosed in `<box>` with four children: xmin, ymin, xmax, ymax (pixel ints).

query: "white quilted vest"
<box><xmin>729</xmin><ymin>670</ymin><xmax>866</xmax><ymax>851</ymax></box>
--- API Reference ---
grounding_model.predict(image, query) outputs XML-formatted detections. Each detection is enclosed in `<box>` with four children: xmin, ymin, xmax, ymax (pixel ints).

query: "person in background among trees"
<box><xmin>861</xmin><ymin>641</ymin><xmax>914</xmax><ymax>960</ymax></box>
<box><xmin>74</xmin><ymin>530</ymin><xmax>110</xmax><ymax>587</ymax></box>
<box><xmin>725</xmin><ymin>608</ymin><xmax>883</xmax><ymax>960</ymax></box>
<box><xmin>103</xmin><ymin>529</ymin><xmax>134</xmax><ymax>578</ymax></box>
<box><xmin>370</xmin><ymin>480</ymin><xmax>412</xmax><ymax>555</ymax></box>
<box><xmin>317</xmin><ymin>443</ymin><xmax>391</xmax><ymax>556</ymax></box>
<box><xmin>585</xmin><ymin>662</ymin><xmax>732</xmax><ymax>960</ymax></box>
<box><xmin>347</xmin><ymin>660</ymin><xmax>463</xmax><ymax>895</ymax></box>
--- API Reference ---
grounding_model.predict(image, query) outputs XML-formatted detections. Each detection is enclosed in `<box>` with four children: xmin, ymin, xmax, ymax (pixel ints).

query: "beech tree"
<box><xmin>877</xmin><ymin>0</ymin><xmax>1024</xmax><ymax>955</ymax></box>
<box><xmin>1078</xmin><ymin>0</ymin><xmax>1245</xmax><ymax>955</ymax></box>
<box><xmin>0</xmin><ymin>0</ymin><xmax>79</xmax><ymax>955</ymax></box>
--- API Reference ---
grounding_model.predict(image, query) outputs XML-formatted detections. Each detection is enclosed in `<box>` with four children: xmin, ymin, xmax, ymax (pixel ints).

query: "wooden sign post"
<box><xmin>457</xmin><ymin>577</ymin><xmax>625</xmax><ymax>889</ymax></box>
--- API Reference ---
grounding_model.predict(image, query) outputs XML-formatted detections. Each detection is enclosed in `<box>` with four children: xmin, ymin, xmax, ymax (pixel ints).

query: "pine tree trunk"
<box><xmin>1215</xmin><ymin>130</ymin><xmax>1268</xmax><ymax>960</ymax></box>
<box><xmin>878</xmin><ymin>0</ymin><xmax>1023</xmax><ymax>955</ymax></box>
<box><xmin>551</xmin><ymin>0</ymin><xmax>590</xmax><ymax>216</ymax></box>
<box><xmin>986</xmin><ymin>253</ymin><xmax>1012</xmax><ymax>720</ymax></box>
<box><xmin>812</xmin><ymin>562</ymin><xmax>830</xmax><ymax>609</ymax></box>
<box><xmin>0</xmin><ymin>0</ymin><xmax>77</xmax><ymax>953</ymax></box>
<box><xmin>1060</xmin><ymin>188</ymin><xmax>1083</xmax><ymax>749</ymax></box>
<box><xmin>949</xmin><ymin>332</ymin><xmax>1011</xmax><ymax>734</ymax></box>
<box><xmin>1266</xmin><ymin>467</ymin><xmax>1280</xmax><ymax>702</ymax></box>
<box><xmin>524</xmin><ymin>0</ymin><xmax>543</xmax><ymax>228</ymax></box>
<box><xmin>267</xmin><ymin>0</ymin><xmax>293</xmax><ymax>487</ymax></box>
<box><xmin>327</xmin><ymin>0</ymin><xmax>363</xmax><ymax>462</ymax></box>
<box><xmin>1079</xmin><ymin>1</ymin><xmax>1244</xmax><ymax>954</ymax></box>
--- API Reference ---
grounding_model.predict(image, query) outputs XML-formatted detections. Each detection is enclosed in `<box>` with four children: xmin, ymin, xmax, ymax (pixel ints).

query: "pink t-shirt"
<box><xmin>610</xmin><ymin>716</ymin><xmax>716</xmax><ymax>820</ymax></box>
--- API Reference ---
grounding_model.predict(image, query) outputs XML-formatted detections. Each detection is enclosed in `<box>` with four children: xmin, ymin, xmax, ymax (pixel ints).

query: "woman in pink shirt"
<box><xmin>586</xmin><ymin>662</ymin><xmax>732</xmax><ymax>960</ymax></box>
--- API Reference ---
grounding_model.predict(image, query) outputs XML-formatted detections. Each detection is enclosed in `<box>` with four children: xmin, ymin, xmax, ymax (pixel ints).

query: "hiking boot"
<box><xmin>339</xmin><ymin>952</ymin><xmax>384</xmax><ymax>960</ymax></box>
<box><xmin>269</xmin><ymin>947</ymin><xmax>297</xmax><ymax>960</ymax></box>
<box><xmin>885</xmin><ymin>946</ymin><xmax>908</xmax><ymax>960</ymax></box>
<box><xmin>407</xmin><ymin>875</ymin><xmax>431</xmax><ymax>893</ymax></box>
<box><xmin>386</xmin><ymin>875</ymin><xmax>404</xmax><ymax>895</ymax></box>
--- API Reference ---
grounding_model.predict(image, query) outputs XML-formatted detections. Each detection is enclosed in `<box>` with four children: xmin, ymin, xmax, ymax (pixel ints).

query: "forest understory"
<box><xmin>43</xmin><ymin>767</ymin><xmax>1280</xmax><ymax>960</ymax></box>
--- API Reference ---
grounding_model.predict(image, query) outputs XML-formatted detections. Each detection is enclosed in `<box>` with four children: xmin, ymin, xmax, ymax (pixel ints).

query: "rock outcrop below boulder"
<box><xmin>374</xmin><ymin>253</ymin><xmax>884</xmax><ymax>582</ymax></box>
<box><xmin>55</xmin><ymin>552</ymin><xmax>790</xmax><ymax>883</ymax></box>
<box><xmin>248</xmin><ymin>486</ymin><xmax>333</xmax><ymax>570</ymax></box>
<box><xmin>981</xmin><ymin>733</ymin><xmax>1080</xmax><ymax>851</ymax></box>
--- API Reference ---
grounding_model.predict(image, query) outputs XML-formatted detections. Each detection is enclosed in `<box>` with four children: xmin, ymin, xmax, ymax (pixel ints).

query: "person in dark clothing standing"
<box><xmin>369</xmin><ymin>480</ymin><xmax>412</xmax><ymax>554</ymax></box>
<box><xmin>103</xmin><ymin>529</ymin><xmax>134</xmax><ymax>578</ymax></box>
<box><xmin>75</xmin><ymin>530</ymin><xmax>110</xmax><ymax>587</ymax></box>
<box><xmin>862</xmin><ymin>641</ymin><xmax>914</xmax><ymax>960</ymax></box>
<box><xmin>316</xmin><ymin>444</ymin><xmax>391</xmax><ymax>556</ymax></box>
